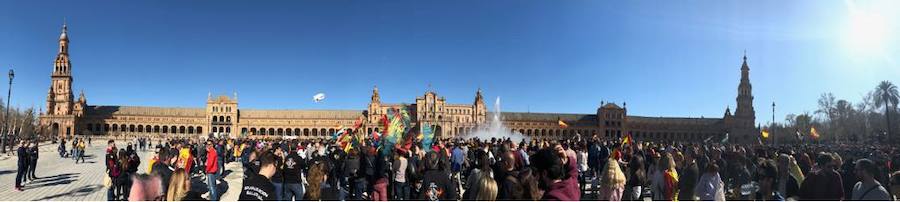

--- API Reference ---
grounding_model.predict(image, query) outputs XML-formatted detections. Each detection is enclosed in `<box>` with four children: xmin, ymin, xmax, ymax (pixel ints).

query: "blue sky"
<box><xmin>1</xmin><ymin>0</ymin><xmax>898</xmax><ymax>125</ymax></box>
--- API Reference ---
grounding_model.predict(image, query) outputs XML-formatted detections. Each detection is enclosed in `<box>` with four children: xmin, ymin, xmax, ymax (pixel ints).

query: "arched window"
<box><xmin>226</xmin><ymin>116</ymin><xmax>231</xmax><ymax>122</ymax></box>
<box><xmin>213</xmin><ymin>116</ymin><xmax>218</xmax><ymax>122</ymax></box>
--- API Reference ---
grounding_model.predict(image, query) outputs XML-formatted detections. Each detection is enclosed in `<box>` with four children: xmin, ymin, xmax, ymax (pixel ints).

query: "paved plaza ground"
<box><xmin>0</xmin><ymin>138</ymin><xmax>244</xmax><ymax>201</ymax></box>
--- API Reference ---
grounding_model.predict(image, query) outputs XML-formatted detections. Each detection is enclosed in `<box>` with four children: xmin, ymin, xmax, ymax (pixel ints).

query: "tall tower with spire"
<box><xmin>732</xmin><ymin>52</ymin><xmax>757</xmax><ymax>141</ymax></box>
<box><xmin>367</xmin><ymin>85</ymin><xmax>382</xmax><ymax>123</ymax></box>
<box><xmin>47</xmin><ymin>23</ymin><xmax>76</xmax><ymax>116</ymax></box>
<box><xmin>473</xmin><ymin>88</ymin><xmax>486</xmax><ymax>124</ymax></box>
<box><xmin>41</xmin><ymin>22</ymin><xmax>85</xmax><ymax>139</ymax></box>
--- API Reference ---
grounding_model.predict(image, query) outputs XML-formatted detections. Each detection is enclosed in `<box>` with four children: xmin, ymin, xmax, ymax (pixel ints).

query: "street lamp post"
<box><xmin>772</xmin><ymin>102</ymin><xmax>775</xmax><ymax>145</ymax></box>
<box><xmin>2</xmin><ymin>69</ymin><xmax>13</xmax><ymax>154</ymax></box>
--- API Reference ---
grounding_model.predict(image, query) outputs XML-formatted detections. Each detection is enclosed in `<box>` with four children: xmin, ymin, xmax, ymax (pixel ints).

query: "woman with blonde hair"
<box><xmin>598</xmin><ymin>158</ymin><xmax>627</xmax><ymax>201</ymax></box>
<box><xmin>475</xmin><ymin>171</ymin><xmax>498</xmax><ymax>200</ymax></box>
<box><xmin>776</xmin><ymin>154</ymin><xmax>804</xmax><ymax>200</ymax></box>
<box><xmin>166</xmin><ymin>168</ymin><xmax>190</xmax><ymax>201</ymax></box>
<box><xmin>651</xmin><ymin>153</ymin><xmax>679</xmax><ymax>201</ymax></box>
<box><xmin>306</xmin><ymin>162</ymin><xmax>329</xmax><ymax>200</ymax></box>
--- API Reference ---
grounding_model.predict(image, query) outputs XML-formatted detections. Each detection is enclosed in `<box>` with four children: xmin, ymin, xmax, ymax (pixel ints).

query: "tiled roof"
<box><xmin>86</xmin><ymin>105</ymin><xmax>205</xmax><ymax>117</ymax></box>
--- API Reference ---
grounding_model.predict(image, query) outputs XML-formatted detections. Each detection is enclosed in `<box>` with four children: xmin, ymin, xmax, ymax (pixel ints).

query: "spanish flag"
<box><xmin>810</xmin><ymin>127</ymin><xmax>820</xmax><ymax>139</ymax></box>
<box><xmin>761</xmin><ymin>130</ymin><xmax>770</xmax><ymax>139</ymax></box>
<box><xmin>558</xmin><ymin>118</ymin><xmax>569</xmax><ymax>129</ymax></box>
<box><xmin>622</xmin><ymin>133</ymin><xmax>633</xmax><ymax>145</ymax></box>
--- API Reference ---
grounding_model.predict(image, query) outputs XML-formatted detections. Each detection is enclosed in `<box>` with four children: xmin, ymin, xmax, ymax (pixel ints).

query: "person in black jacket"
<box><xmin>15</xmin><ymin>140</ymin><xmax>28</xmax><ymax>191</ymax></box>
<box><xmin>239</xmin><ymin>151</ymin><xmax>277</xmax><ymax>201</ymax></box>
<box><xmin>419</xmin><ymin>151</ymin><xmax>458</xmax><ymax>201</ymax></box>
<box><xmin>28</xmin><ymin>142</ymin><xmax>39</xmax><ymax>180</ymax></box>
<box><xmin>282</xmin><ymin>143</ymin><xmax>306</xmax><ymax>201</ymax></box>
<box><xmin>151</xmin><ymin>148</ymin><xmax>174</xmax><ymax>199</ymax></box>
<box><xmin>271</xmin><ymin>146</ymin><xmax>285</xmax><ymax>201</ymax></box>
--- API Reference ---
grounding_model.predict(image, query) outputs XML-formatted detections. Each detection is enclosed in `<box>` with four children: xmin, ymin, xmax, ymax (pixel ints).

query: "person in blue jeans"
<box><xmin>282</xmin><ymin>142</ymin><xmax>306</xmax><ymax>200</ymax></box>
<box><xmin>205</xmin><ymin>141</ymin><xmax>219</xmax><ymax>201</ymax></box>
<box><xmin>216</xmin><ymin>140</ymin><xmax>225</xmax><ymax>177</ymax></box>
<box><xmin>271</xmin><ymin>146</ymin><xmax>286</xmax><ymax>200</ymax></box>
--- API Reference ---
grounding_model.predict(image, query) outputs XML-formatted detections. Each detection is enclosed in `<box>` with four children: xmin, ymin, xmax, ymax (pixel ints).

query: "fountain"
<box><xmin>462</xmin><ymin>97</ymin><xmax>528</xmax><ymax>143</ymax></box>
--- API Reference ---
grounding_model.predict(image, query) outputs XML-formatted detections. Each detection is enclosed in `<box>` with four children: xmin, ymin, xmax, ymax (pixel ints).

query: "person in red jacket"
<box><xmin>205</xmin><ymin>140</ymin><xmax>219</xmax><ymax>201</ymax></box>
<box><xmin>530</xmin><ymin>144</ymin><xmax>580</xmax><ymax>201</ymax></box>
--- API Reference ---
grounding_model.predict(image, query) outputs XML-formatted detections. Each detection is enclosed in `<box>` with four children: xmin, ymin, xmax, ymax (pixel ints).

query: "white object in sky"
<box><xmin>313</xmin><ymin>93</ymin><xmax>326</xmax><ymax>103</ymax></box>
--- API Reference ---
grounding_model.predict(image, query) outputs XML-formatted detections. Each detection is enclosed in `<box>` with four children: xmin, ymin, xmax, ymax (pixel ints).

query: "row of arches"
<box><xmin>244</xmin><ymin>127</ymin><xmax>338</xmax><ymax>137</ymax></box>
<box><xmin>85</xmin><ymin>123</ymin><xmax>203</xmax><ymax>135</ymax></box>
<box><xmin>631</xmin><ymin>131</ymin><xmax>714</xmax><ymax>141</ymax></box>
<box><xmin>508</xmin><ymin>128</ymin><xmax>715</xmax><ymax>142</ymax></box>
<box><xmin>513</xmin><ymin>128</ymin><xmax>597</xmax><ymax>137</ymax></box>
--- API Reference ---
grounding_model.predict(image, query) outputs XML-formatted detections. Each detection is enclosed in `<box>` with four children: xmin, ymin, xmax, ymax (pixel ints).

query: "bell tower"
<box><xmin>41</xmin><ymin>22</ymin><xmax>83</xmax><ymax>139</ymax></box>
<box><xmin>47</xmin><ymin>23</ymin><xmax>75</xmax><ymax>116</ymax></box>
<box><xmin>734</xmin><ymin>52</ymin><xmax>756</xmax><ymax>128</ymax></box>
<box><xmin>731</xmin><ymin>52</ymin><xmax>757</xmax><ymax>142</ymax></box>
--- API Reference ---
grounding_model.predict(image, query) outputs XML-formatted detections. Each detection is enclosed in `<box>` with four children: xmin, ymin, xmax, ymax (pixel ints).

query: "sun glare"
<box><xmin>843</xmin><ymin>1</ymin><xmax>892</xmax><ymax>56</ymax></box>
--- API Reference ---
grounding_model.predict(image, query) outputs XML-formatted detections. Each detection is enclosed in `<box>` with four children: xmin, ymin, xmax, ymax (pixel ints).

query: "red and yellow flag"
<box><xmin>810</xmin><ymin>127</ymin><xmax>820</xmax><ymax>139</ymax></box>
<box><xmin>558</xmin><ymin>119</ymin><xmax>569</xmax><ymax>129</ymax></box>
<box><xmin>761</xmin><ymin>130</ymin><xmax>770</xmax><ymax>139</ymax></box>
<box><xmin>622</xmin><ymin>133</ymin><xmax>633</xmax><ymax>145</ymax></box>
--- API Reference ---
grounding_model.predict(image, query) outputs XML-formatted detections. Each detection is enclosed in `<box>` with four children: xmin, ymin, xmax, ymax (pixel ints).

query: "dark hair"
<box><xmin>518</xmin><ymin>168</ymin><xmax>542</xmax><ymax>200</ymax></box>
<box><xmin>258</xmin><ymin>151</ymin><xmax>276</xmax><ymax>168</ymax></box>
<box><xmin>855</xmin><ymin>158</ymin><xmax>879</xmax><ymax>177</ymax></box>
<box><xmin>108</xmin><ymin>140</ymin><xmax>115</xmax><ymax>144</ymax></box>
<box><xmin>815</xmin><ymin>152</ymin><xmax>834</xmax><ymax>167</ymax></box>
<box><xmin>157</xmin><ymin>148</ymin><xmax>170</xmax><ymax>161</ymax></box>
<box><xmin>529</xmin><ymin>148</ymin><xmax>565</xmax><ymax>180</ymax></box>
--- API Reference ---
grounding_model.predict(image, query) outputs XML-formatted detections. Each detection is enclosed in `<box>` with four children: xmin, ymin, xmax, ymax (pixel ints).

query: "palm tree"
<box><xmin>874</xmin><ymin>81</ymin><xmax>899</xmax><ymax>143</ymax></box>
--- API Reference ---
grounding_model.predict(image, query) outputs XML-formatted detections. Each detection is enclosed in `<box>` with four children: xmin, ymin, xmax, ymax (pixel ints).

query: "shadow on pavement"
<box><xmin>34</xmin><ymin>184</ymin><xmax>104</xmax><ymax>201</ymax></box>
<box><xmin>25</xmin><ymin>173</ymin><xmax>80</xmax><ymax>189</ymax></box>
<box><xmin>0</xmin><ymin>169</ymin><xmax>15</xmax><ymax>176</ymax></box>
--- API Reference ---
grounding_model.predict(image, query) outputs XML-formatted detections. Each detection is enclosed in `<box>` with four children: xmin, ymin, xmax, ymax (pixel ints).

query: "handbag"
<box><xmin>103</xmin><ymin>175</ymin><xmax>112</xmax><ymax>187</ymax></box>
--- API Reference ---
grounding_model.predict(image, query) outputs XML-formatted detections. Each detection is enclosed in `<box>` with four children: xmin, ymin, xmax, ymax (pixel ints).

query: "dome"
<box><xmin>59</xmin><ymin>25</ymin><xmax>68</xmax><ymax>41</ymax></box>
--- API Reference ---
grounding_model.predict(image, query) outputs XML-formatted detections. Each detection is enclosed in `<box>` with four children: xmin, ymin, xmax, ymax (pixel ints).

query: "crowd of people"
<box><xmin>94</xmin><ymin>133</ymin><xmax>900</xmax><ymax>201</ymax></box>
<box><xmin>11</xmin><ymin>132</ymin><xmax>900</xmax><ymax>201</ymax></box>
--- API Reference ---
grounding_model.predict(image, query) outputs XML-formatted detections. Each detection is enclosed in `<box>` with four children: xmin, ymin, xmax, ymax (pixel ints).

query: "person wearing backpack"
<box><xmin>851</xmin><ymin>159</ymin><xmax>891</xmax><ymax>200</ymax></box>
